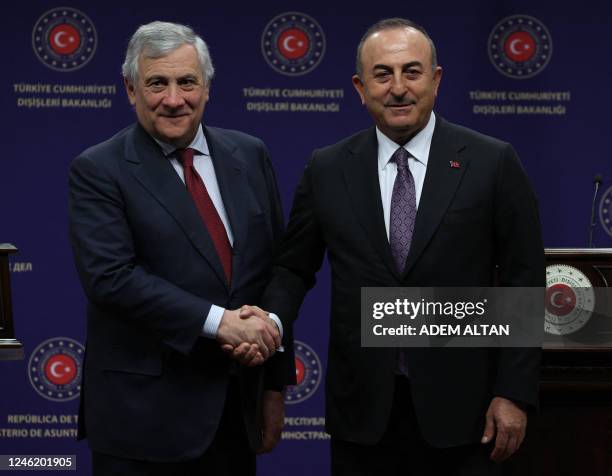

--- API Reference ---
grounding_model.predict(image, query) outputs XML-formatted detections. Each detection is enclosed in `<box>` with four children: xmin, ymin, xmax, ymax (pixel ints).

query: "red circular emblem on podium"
<box><xmin>546</xmin><ymin>283</ymin><xmax>576</xmax><ymax>317</ymax></box>
<box><xmin>545</xmin><ymin>265</ymin><xmax>594</xmax><ymax>335</ymax></box>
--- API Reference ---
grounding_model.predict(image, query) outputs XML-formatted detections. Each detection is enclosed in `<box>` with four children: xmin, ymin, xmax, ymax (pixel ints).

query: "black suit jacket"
<box><xmin>69</xmin><ymin>123</ymin><xmax>293</xmax><ymax>461</ymax></box>
<box><xmin>262</xmin><ymin>117</ymin><xmax>545</xmax><ymax>448</ymax></box>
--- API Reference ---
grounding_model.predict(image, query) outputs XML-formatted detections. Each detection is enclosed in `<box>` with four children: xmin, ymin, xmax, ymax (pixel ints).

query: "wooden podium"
<box><xmin>0</xmin><ymin>244</ymin><xmax>23</xmax><ymax>360</ymax></box>
<box><xmin>507</xmin><ymin>248</ymin><xmax>612</xmax><ymax>475</ymax></box>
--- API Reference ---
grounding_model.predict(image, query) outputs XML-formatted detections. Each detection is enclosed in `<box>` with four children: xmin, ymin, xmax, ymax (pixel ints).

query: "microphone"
<box><xmin>588</xmin><ymin>174</ymin><xmax>603</xmax><ymax>248</ymax></box>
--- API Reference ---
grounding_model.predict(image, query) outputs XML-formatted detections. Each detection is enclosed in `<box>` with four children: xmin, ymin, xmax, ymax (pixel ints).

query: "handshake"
<box><xmin>217</xmin><ymin>305</ymin><xmax>281</xmax><ymax>367</ymax></box>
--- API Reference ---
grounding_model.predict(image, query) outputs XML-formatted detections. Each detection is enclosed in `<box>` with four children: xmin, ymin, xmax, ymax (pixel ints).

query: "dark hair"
<box><xmin>355</xmin><ymin>18</ymin><xmax>438</xmax><ymax>78</ymax></box>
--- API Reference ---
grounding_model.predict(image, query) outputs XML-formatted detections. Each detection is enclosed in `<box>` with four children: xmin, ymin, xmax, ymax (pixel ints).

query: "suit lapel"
<box><xmin>124</xmin><ymin>124</ymin><xmax>229</xmax><ymax>289</ymax></box>
<box><xmin>204</xmin><ymin>126</ymin><xmax>248</xmax><ymax>290</ymax></box>
<box><xmin>342</xmin><ymin>128</ymin><xmax>400</xmax><ymax>280</ymax></box>
<box><xmin>403</xmin><ymin>118</ymin><xmax>469</xmax><ymax>276</ymax></box>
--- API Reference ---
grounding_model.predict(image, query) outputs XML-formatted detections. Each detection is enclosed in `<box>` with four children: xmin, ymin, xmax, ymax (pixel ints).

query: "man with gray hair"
<box><xmin>69</xmin><ymin>21</ymin><xmax>293</xmax><ymax>475</ymax></box>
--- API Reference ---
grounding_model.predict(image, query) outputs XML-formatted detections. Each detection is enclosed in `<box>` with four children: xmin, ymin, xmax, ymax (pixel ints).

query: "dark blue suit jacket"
<box><xmin>69</xmin><ymin>123</ymin><xmax>293</xmax><ymax>461</ymax></box>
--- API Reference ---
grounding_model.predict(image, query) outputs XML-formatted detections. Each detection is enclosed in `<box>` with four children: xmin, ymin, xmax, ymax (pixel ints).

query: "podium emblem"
<box><xmin>545</xmin><ymin>265</ymin><xmax>594</xmax><ymax>335</ymax></box>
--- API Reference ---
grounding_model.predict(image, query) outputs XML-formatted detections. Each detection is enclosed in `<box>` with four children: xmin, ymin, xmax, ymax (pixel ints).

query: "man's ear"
<box><xmin>124</xmin><ymin>77</ymin><xmax>136</xmax><ymax>106</ymax></box>
<box><xmin>352</xmin><ymin>74</ymin><xmax>366</xmax><ymax>105</ymax></box>
<box><xmin>433</xmin><ymin>66</ymin><xmax>443</xmax><ymax>98</ymax></box>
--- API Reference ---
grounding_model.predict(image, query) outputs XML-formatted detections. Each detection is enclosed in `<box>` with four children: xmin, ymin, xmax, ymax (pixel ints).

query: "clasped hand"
<box><xmin>217</xmin><ymin>305</ymin><xmax>280</xmax><ymax>366</ymax></box>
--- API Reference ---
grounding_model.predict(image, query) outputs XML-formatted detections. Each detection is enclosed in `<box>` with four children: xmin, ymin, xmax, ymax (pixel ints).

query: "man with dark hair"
<box><xmin>69</xmin><ymin>21</ymin><xmax>292</xmax><ymax>475</ymax></box>
<box><xmin>255</xmin><ymin>17</ymin><xmax>544</xmax><ymax>475</ymax></box>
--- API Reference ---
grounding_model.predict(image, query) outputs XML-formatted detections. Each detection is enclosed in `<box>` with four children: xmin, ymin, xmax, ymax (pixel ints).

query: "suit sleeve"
<box><xmin>261</xmin><ymin>153</ymin><xmax>327</xmax><ymax>387</ymax></box>
<box><xmin>68</xmin><ymin>152</ymin><xmax>212</xmax><ymax>356</ymax></box>
<box><xmin>492</xmin><ymin>143</ymin><xmax>545</xmax><ymax>407</ymax></box>
<box><xmin>254</xmin><ymin>142</ymin><xmax>298</xmax><ymax>389</ymax></box>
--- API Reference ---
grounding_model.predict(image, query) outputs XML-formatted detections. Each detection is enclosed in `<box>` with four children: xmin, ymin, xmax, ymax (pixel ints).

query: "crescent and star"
<box><xmin>49</xmin><ymin>361</ymin><xmax>70</xmax><ymax>378</ymax></box>
<box><xmin>54</xmin><ymin>31</ymin><xmax>68</xmax><ymax>47</ymax></box>
<box><xmin>509</xmin><ymin>38</ymin><xmax>530</xmax><ymax>55</ymax></box>
<box><xmin>282</xmin><ymin>35</ymin><xmax>304</xmax><ymax>52</ymax></box>
<box><xmin>53</xmin><ymin>30</ymin><xmax>76</xmax><ymax>48</ymax></box>
<box><xmin>550</xmin><ymin>290</ymin><xmax>572</xmax><ymax>309</ymax></box>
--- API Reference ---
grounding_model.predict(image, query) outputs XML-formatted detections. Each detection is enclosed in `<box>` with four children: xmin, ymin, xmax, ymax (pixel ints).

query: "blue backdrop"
<box><xmin>2</xmin><ymin>1</ymin><xmax>611</xmax><ymax>474</ymax></box>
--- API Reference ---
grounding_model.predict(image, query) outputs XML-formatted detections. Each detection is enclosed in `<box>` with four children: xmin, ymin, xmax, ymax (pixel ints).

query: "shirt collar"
<box><xmin>377</xmin><ymin>111</ymin><xmax>436</xmax><ymax>172</ymax></box>
<box><xmin>152</xmin><ymin>124</ymin><xmax>210</xmax><ymax>158</ymax></box>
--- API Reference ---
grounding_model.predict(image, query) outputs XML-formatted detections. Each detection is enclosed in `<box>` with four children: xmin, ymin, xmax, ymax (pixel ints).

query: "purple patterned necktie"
<box><xmin>389</xmin><ymin>147</ymin><xmax>416</xmax><ymax>274</ymax></box>
<box><xmin>390</xmin><ymin>147</ymin><xmax>416</xmax><ymax>378</ymax></box>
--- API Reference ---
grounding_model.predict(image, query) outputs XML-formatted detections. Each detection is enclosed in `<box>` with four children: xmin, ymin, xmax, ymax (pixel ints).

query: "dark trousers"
<box><xmin>92</xmin><ymin>379</ymin><xmax>255</xmax><ymax>476</ymax></box>
<box><xmin>331</xmin><ymin>377</ymin><xmax>501</xmax><ymax>476</ymax></box>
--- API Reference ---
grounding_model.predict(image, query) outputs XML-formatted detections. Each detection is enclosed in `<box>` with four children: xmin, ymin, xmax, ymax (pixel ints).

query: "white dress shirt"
<box><xmin>377</xmin><ymin>112</ymin><xmax>436</xmax><ymax>239</ymax></box>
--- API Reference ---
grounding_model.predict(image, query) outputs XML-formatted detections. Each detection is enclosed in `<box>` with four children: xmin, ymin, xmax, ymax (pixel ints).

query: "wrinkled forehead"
<box><xmin>362</xmin><ymin>27</ymin><xmax>432</xmax><ymax>67</ymax></box>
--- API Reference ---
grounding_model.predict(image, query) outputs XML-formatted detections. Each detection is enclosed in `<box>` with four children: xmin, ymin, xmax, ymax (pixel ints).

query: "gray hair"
<box><xmin>122</xmin><ymin>21</ymin><xmax>214</xmax><ymax>85</ymax></box>
<box><xmin>355</xmin><ymin>18</ymin><xmax>438</xmax><ymax>78</ymax></box>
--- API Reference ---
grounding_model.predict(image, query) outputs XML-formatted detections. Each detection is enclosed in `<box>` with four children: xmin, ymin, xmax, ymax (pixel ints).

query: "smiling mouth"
<box><xmin>385</xmin><ymin>102</ymin><xmax>416</xmax><ymax>109</ymax></box>
<box><xmin>161</xmin><ymin>114</ymin><xmax>189</xmax><ymax>120</ymax></box>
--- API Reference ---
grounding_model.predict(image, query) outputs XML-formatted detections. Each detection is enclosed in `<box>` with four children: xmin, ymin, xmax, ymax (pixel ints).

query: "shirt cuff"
<box><xmin>268</xmin><ymin>313</ymin><xmax>283</xmax><ymax>338</ymax></box>
<box><xmin>202</xmin><ymin>304</ymin><xmax>225</xmax><ymax>338</ymax></box>
<box><xmin>268</xmin><ymin>312</ymin><xmax>284</xmax><ymax>352</ymax></box>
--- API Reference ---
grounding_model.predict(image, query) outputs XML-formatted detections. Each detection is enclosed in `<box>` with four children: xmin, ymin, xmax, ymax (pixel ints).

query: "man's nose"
<box><xmin>390</xmin><ymin>72</ymin><xmax>408</xmax><ymax>97</ymax></box>
<box><xmin>162</xmin><ymin>83</ymin><xmax>185</xmax><ymax>108</ymax></box>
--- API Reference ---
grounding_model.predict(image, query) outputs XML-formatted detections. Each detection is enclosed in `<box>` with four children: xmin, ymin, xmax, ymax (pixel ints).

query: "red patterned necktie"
<box><xmin>177</xmin><ymin>148</ymin><xmax>232</xmax><ymax>284</ymax></box>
